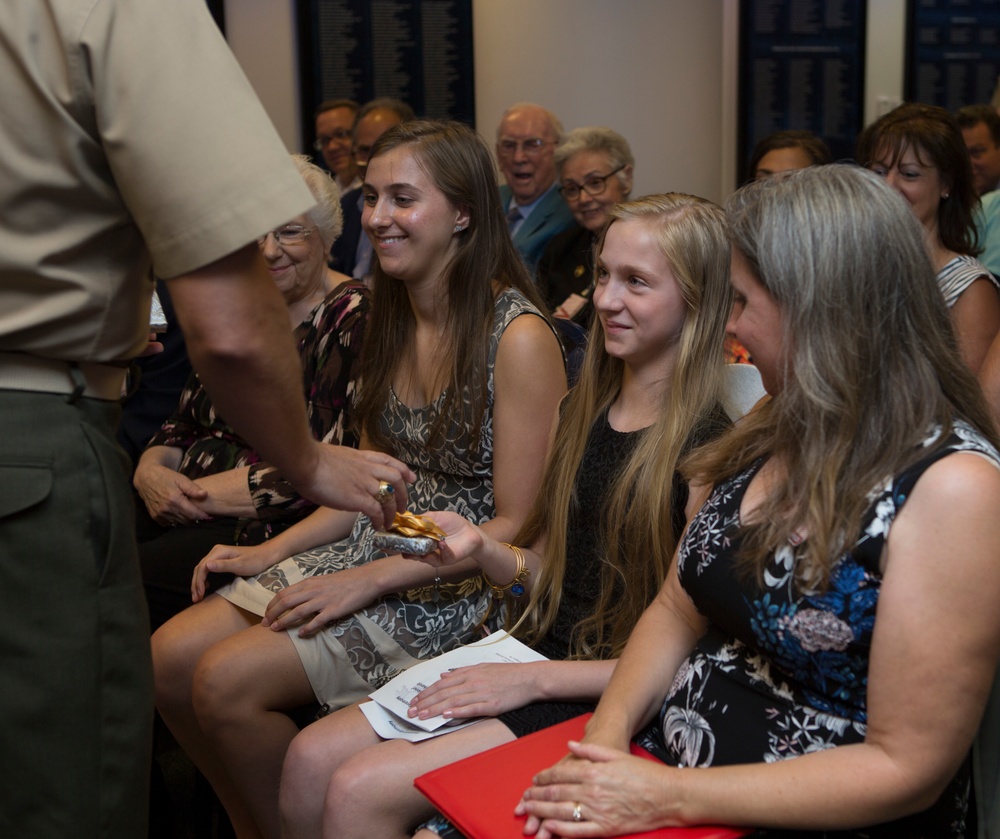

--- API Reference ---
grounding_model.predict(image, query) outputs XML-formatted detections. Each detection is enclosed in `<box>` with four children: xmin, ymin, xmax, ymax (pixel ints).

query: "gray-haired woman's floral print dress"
<box><xmin>637</xmin><ymin>420</ymin><xmax>1000</xmax><ymax>838</ymax></box>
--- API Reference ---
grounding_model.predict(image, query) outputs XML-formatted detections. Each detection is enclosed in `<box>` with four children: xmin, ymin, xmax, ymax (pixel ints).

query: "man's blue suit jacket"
<box><xmin>329</xmin><ymin>186</ymin><xmax>364</xmax><ymax>276</ymax></box>
<box><xmin>500</xmin><ymin>183</ymin><xmax>574</xmax><ymax>270</ymax></box>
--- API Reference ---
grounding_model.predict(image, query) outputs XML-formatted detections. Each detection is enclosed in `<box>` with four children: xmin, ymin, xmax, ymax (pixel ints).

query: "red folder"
<box><xmin>414</xmin><ymin>713</ymin><xmax>751</xmax><ymax>838</ymax></box>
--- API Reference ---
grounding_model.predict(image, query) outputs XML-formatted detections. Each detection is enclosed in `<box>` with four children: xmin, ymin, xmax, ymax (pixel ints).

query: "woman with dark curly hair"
<box><xmin>748</xmin><ymin>129</ymin><xmax>831</xmax><ymax>181</ymax></box>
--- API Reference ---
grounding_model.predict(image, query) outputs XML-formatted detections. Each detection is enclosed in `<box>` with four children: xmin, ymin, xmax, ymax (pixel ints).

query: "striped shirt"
<box><xmin>937</xmin><ymin>254</ymin><xmax>998</xmax><ymax>307</ymax></box>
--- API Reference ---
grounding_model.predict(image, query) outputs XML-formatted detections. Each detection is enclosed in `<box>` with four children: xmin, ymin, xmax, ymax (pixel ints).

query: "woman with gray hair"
<box><xmin>135</xmin><ymin>154</ymin><xmax>370</xmax><ymax>631</ymax></box>
<box><xmin>537</xmin><ymin>126</ymin><xmax>633</xmax><ymax>325</ymax></box>
<box><xmin>517</xmin><ymin>165</ymin><xmax>1000</xmax><ymax>837</ymax></box>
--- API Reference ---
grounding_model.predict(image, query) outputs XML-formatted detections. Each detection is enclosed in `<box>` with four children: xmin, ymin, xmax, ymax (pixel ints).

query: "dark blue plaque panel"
<box><xmin>906</xmin><ymin>0</ymin><xmax>1000</xmax><ymax>110</ymax></box>
<box><xmin>738</xmin><ymin>0</ymin><xmax>867</xmax><ymax>183</ymax></box>
<box><xmin>297</xmin><ymin>0</ymin><xmax>475</xmax><ymax>149</ymax></box>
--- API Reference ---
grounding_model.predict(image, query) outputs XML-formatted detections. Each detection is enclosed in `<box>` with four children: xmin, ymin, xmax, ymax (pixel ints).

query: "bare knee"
<box><xmin>280</xmin><ymin>728</ymin><xmax>347</xmax><ymax>838</ymax></box>
<box><xmin>322</xmin><ymin>747</ymin><xmax>406</xmax><ymax>833</ymax></box>
<box><xmin>191</xmin><ymin>641</ymin><xmax>257</xmax><ymax>731</ymax></box>
<box><xmin>151</xmin><ymin>619</ymin><xmax>202</xmax><ymax>710</ymax></box>
<box><xmin>326</xmin><ymin>753</ymin><xmax>377</xmax><ymax>807</ymax></box>
<box><xmin>280</xmin><ymin>725</ymin><xmax>338</xmax><ymax>814</ymax></box>
<box><xmin>151</xmin><ymin>597</ymin><xmax>251</xmax><ymax>711</ymax></box>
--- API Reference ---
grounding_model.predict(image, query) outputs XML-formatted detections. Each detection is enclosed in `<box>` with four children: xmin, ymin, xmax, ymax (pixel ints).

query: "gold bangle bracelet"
<box><xmin>483</xmin><ymin>542</ymin><xmax>528</xmax><ymax>600</ymax></box>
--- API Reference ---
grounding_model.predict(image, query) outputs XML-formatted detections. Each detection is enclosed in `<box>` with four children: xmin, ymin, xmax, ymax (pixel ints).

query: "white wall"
<box><xmin>471</xmin><ymin>0</ymin><xmax>725</xmax><ymax>202</ymax></box>
<box><xmin>224</xmin><ymin>0</ymin><xmax>910</xmax><ymax>202</ymax></box>
<box><xmin>223</xmin><ymin>0</ymin><xmax>300</xmax><ymax>151</ymax></box>
<box><xmin>865</xmin><ymin>0</ymin><xmax>907</xmax><ymax>123</ymax></box>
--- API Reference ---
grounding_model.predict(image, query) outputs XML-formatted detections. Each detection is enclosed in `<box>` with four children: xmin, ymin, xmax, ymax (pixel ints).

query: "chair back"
<box><xmin>552</xmin><ymin>318</ymin><xmax>587</xmax><ymax>387</ymax></box>
<box><xmin>721</xmin><ymin>363</ymin><xmax>766</xmax><ymax>420</ymax></box>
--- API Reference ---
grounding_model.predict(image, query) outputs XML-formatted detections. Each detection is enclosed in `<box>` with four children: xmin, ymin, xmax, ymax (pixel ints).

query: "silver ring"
<box><xmin>572</xmin><ymin>803</ymin><xmax>583</xmax><ymax>822</ymax></box>
<box><xmin>375</xmin><ymin>481</ymin><xmax>394</xmax><ymax>503</ymax></box>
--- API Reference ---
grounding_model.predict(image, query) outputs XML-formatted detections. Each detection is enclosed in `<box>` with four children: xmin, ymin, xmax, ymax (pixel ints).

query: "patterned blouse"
<box><xmin>146</xmin><ymin>281</ymin><xmax>368</xmax><ymax>529</ymax></box>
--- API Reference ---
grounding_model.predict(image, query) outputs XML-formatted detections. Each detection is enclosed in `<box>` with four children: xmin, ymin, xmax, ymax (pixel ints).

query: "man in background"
<box><xmin>314</xmin><ymin>98</ymin><xmax>360</xmax><ymax>193</ymax></box>
<box><xmin>330</xmin><ymin>97</ymin><xmax>415</xmax><ymax>281</ymax></box>
<box><xmin>956</xmin><ymin>104</ymin><xmax>1000</xmax><ymax>196</ymax></box>
<box><xmin>0</xmin><ymin>3</ymin><xmax>410</xmax><ymax>836</ymax></box>
<box><xmin>496</xmin><ymin>102</ymin><xmax>574</xmax><ymax>270</ymax></box>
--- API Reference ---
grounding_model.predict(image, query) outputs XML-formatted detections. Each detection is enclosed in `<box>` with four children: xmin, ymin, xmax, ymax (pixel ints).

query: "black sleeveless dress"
<box><xmin>423</xmin><ymin>406</ymin><xmax>728</xmax><ymax>839</ymax></box>
<box><xmin>500</xmin><ymin>406</ymin><xmax>729</xmax><ymax>737</ymax></box>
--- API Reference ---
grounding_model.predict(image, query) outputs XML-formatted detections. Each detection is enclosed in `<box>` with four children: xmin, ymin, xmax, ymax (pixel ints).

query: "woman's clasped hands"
<box><xmin>135</xmin><ymin>462</ymin><xmax>210</xmax><ymax>526</ymax></box>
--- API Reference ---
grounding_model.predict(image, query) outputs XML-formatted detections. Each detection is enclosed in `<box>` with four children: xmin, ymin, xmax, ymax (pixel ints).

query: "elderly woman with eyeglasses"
<box><xmin>134</xmin><ymin>154</ymin><xmax>369</xmax><ymax>631</ymax></box>
<box><xmin>536</xmin><ymin>127</ymin><xmax>634</xmax><ymax>325</ymax></box>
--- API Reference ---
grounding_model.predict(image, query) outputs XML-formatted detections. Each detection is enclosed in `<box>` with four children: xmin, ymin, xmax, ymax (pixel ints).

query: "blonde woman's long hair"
<box><xmin>685</xmin><ymin>165</ymin><xmax>999</xmax><ymax>592</ymax></box>
<box><xmin>512</xmin><ymin>194</ymin><xmax>733</xmax><ymax>659</ymax></box>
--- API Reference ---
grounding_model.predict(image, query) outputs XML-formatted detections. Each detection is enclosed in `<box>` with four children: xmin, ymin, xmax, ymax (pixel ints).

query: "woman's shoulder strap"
<box><xmin>488</xmin><ymin>286</ymin><xmax>561</xmax><ymax>359</ymax></box>
<box><xmin>892</xmin><ymin>420</ymin><xmax>1000</xmax><ymax>510</ymax></box>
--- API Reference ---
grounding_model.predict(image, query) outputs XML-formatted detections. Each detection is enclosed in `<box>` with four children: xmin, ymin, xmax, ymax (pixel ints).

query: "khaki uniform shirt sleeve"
<box><xmin>0</xmin><ymin>0</ymin><xmax>314</xmax><ymax>363</ymax></box>
<box><xmin>83</xmin><ymin>0</ymin><xmax>314</xmax><ymax>279</ymax></box>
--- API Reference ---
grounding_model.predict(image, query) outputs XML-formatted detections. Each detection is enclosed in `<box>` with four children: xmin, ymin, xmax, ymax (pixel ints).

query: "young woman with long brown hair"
<box><xmin>150</xmin><ymin>120</ymin><xmax>566</xmax><ymax>839</ymax></box>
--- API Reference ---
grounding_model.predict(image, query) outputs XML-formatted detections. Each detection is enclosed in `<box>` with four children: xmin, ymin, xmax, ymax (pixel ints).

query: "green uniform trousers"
<box><xmin>0</xmin><ymin>390</ymin><xmax>153</xmax><ymax>837</ymax></box>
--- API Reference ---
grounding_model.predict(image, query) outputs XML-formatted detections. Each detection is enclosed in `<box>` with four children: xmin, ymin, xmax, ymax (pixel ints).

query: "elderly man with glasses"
<box><xmin>496</xmin><ymin>103</ymin><xmax>575</xmax><ymax>270</ymax></box>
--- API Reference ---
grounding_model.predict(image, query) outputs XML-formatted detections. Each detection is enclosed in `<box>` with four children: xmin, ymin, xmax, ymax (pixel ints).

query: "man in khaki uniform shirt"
<box><xmin>0</xmin><ymin>2</ymin><xmax>412</xmax><ymax>836</ymax></box>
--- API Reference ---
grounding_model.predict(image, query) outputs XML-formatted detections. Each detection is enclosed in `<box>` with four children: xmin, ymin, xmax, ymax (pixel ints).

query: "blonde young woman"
<box><xmin>276</xmin><ymin>193</ymin><xmax>734</xmax><ymax>839</ymax></box>
<box><xmin>151</xmin><ymin>121</ymin><xmax>566</xmax><ymax>839</ymax></box>
<box><xmin>517</xmin><ymin>166</ymin><xmax>1000</xmax><ymax>838</ymax></box>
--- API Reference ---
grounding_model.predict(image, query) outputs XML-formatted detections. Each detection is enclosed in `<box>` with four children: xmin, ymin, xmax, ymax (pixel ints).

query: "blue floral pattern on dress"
<box><xmin>641</xmin><ymin>420</ymin><xmax>1000</xmax><ymax>837</ymax></box>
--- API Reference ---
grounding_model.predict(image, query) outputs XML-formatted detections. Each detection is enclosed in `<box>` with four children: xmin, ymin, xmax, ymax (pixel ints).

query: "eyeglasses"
<box><xmin>257</xmin><ymin>225</ymin><xmax>317</xmax><ymax>248</ymax></box>
<box><xmin>497</xmin><ymin>138</ymin><xmax>553</xmax><ymax>158</ymax></box>
<box><xmin>558</xmin><ymin>166</ymin><xmax>625</xmax><ymax>201</ymax></box>
<box><xmin>313</xmin><ymin>128</ymin><xmax>352</xmax><ymax>151</ymax></box>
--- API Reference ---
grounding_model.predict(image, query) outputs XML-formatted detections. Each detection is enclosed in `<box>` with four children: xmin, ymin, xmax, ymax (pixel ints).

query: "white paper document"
<box><xmin>365</xmin><ymin>631</ymin><xmax>548</xmax><ymax>738</ymax></box>
<box><xmin>359</xmin><ymin>701</ymin><xmax>484</xmax><ymax>742</ymax></box>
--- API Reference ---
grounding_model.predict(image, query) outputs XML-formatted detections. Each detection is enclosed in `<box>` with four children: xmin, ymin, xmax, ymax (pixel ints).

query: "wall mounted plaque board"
<box><xmin>906</xmin><ymin>0</ymin><xmax>1000</xmax><ymax>111</ymax></box>
<box><xmin>738</xmin><ymin>0</ymin><xmax>867</xmax><ymax>183</ymax></box>
<box><xmin>296</xmin><ymin>0</ymin><xmax>475</xmax><ymax>150</ymax></box>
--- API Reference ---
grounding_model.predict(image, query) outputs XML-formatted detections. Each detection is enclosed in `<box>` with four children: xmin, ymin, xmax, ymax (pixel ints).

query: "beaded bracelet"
<box><xmin>483</xmin><ymin>542</ymin><xmax>529</xmax><ymax>600</ymax></box>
